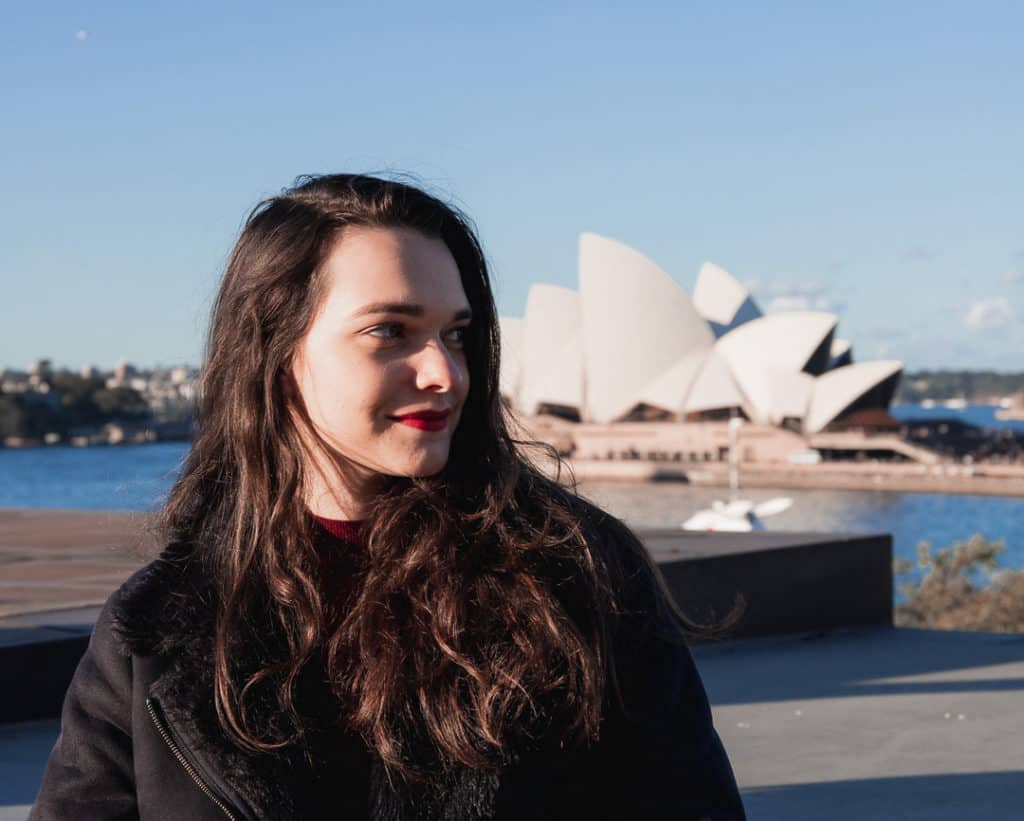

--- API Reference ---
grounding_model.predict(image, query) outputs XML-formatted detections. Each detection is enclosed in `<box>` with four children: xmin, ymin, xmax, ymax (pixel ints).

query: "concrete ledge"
<box><xmin>9</xmin><ymin>628</ymin><xmax>1022</xmax><ymax>821</ymax></box>
<box><xmin>644</xmin><ymin>530</ymin><xmax>893</xmax><ymax>639</ymax></box>
<box><xmin>0</xmin><ymin>609</ymin><xmax>98</xmax><ymax>724</ymax></box>
<box><xmin>0</xmin><ymin>635</ymin><xmax>89</xmax><ymax>723</ymax></box>
<box><xmin>1</xmin><ymin>531</ymin><xmax>892</xmax><ymax>723</ymax></box>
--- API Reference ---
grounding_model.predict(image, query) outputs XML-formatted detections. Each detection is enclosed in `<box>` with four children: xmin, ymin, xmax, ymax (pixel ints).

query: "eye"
<box><xmin>367</xmin><ymin>322</ymin><xmax>405</xmax><ymax>342</ymax></box>
<box><xmin>445</xmin><ymin>325</ymin><xmax>470</xmax><ymax>347</ymax></box>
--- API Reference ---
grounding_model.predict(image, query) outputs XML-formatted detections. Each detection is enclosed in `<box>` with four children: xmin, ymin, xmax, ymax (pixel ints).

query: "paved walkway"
<box><xmin>0</xmin><ymin>509</ymin><xmax>157</xmax><ymax>618</ymax></box>
<box><xmin>4</xmin><ymin>627</ymin><xmax>1022</xmax><ymax>819</ymax></box>
<box><xmin>3</xmin><ymin>510</ymin><xmax>1022</xmax><ymax>817</ymax></box>
<box><xmin>699</xmin><ymin>627</ymin><xmax>1024</xmax><ymax>819</ymax></box>
<box><xmin>0</xmin><ymin>508</ymin><xmax>879</xmax><ymax>622</ymax></box>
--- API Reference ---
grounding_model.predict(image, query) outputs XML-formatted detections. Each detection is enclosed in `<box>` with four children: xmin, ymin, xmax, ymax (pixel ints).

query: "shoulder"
<box><xmin>560</xmin><ymin>492</ymin><xmax>684</xmax><ymax>643</ymax></box>
<box><xmin>103</xmin><ymin>541</ymin><xmax>215</xmax><ymax>658</ymax></box>
<box><xmin>555</xmin><ymin>488</ymin><xmax>636</xmax><ymax>553</ymax></box>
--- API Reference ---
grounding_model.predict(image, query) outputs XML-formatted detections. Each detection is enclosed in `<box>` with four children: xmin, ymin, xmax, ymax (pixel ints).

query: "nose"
<box><xmin>413</xmin><ymin>338</ymin><xmax>467</xmax><ymax>395</ymax></box>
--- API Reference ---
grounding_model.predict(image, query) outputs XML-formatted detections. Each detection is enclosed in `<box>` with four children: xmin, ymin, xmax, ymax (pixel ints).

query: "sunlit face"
<box><xmin>292</xmin><ymin>226</ymin><xmax>471</xmax><ymax>511</ymax></box>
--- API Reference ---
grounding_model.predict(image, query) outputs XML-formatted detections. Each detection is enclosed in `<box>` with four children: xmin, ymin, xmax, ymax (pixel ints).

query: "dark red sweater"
<box><xmin>307</xmin><ymin>515</ymin><xmax>371</xmax><ymax>819</ymax></box>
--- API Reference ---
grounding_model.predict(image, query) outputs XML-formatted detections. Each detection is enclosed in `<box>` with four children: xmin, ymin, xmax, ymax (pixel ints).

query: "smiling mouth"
<box><xmin>392</xmin><ymin>410</ymin><xmax>451</xmax><ymax>432</ymax></box>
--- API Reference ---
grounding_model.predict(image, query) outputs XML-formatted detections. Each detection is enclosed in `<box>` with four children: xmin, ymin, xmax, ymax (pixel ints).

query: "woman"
<box><xmin>31</xmin><ymin>174</ymin><xmax>745</xmax><ymax>820</ymax></box>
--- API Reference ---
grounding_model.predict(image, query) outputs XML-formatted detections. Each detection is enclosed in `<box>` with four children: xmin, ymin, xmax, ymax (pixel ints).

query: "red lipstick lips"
<box><xmin>393</xmin><ymin>409</ymin><xmax>450</xmax><ymax>432</ymax></box>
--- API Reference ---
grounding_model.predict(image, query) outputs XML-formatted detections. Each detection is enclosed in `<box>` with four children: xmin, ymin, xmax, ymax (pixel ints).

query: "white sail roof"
<box><xmin>769</xmin><ymin>370</ymin><xmax>816</xmax><ymax>424</ymax></box>
<box><xmin>497</xmin><ymin>316</ymin><xmax>525</xmax><ymax>406</ymax></box>
<box><xmin>518</xmin><ymin>284</ymin><xmax>584</xmax><ymax>414</ymax></box>
<box><xmin>831</xmin><ymin>338</ymin><xmax>852</xmax><ymax>359</ymax></box>
<box><xmin>692</xmin><ymin>262</ymin><xmax>761</xmax><ymax>333</ymax></box>
<box><xmin>683</xmin><ymin>349</ymin><xmax>748</xmax><ymax>415</ymax></box>
<box><xmin>637</xmin><ymin>351</ymin><xmax>707</xmax><ymax>414</ymax></box>
<box><xmin>828</xmin><ymin>338</ymin><xmax>853</xmax><ymax>369</ymax></box>
<box><xmin>578</xmin><ymin>233</ymin><xmax>714</xmax><ymax>422</ymax></box>
<box><xmin>805</xmin><ymin>361</ymin><xmax>904</xmax><ymax>434</ymax></box>
<box><xmin>722</xmin><ymin>360</ymin><xmax>815</xmax><ymax>425</ymax></box>
<box><xmin>716</xmin><ymin>311</ymin><xmax>838</xmax><ymax>375</ymax></box>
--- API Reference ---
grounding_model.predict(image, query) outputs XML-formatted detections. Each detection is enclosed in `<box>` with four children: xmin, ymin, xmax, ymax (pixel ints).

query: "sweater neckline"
<box><xmin>311</xmin><ymin>515</ymin><xmax>364</xmax><ymax>544</ymax></box>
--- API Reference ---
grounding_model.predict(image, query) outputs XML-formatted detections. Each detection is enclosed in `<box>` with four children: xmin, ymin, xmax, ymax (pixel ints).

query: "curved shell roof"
<box><xmin>578</xmin><ymin>233</ymin><xmax>714</xmax><ymax>422</ymax></box>
<box><xmin>724</xmin><ymin>360</ymin><xmax>815</xmax><ymax>425</ymax></box>
<box><xmin>769</xmin><ymin>370</ymin><xmax>816</xmax><ymax>424</ymax></box>
<box><xmin>805</xmin><ymin>361</ymin><xmax>904</xmax><ymax>434</ymax></box>
<box><xmin>683</xmin><ymin>350</ymin><xmax>748</xmax><ymax>415</ymax></box>
<box><xmin>497</xmin><ymin>317</ymin><xmax>525</xmax><ymax>405</ymax></box>
<box><xmin>716</xmin><ymin>311</ymin><xmax>838</xmax><ymax>374</ymax></box>
<box><xmin>693</xmin><ymin>262</ymin><xmax>761</xmax><ymax>332</ymax></box>
<box><xmin>828</xmin><ymin>338</ymin><xmax>853</xmax><ymax>370</ymax></box>
<box><xmin>637</xmin><ymin>351</ymin><xmax>707</xmax><ymax>414</ymax></box>
<box><xmin>518</xmin><ymin>284</ymin><xmax>583</xmax><ymax>414</ymax></box>
<box><xmin>831</xmin><ymin>338</ymin><xmax>852</xmax><ymax>359</ymax></box>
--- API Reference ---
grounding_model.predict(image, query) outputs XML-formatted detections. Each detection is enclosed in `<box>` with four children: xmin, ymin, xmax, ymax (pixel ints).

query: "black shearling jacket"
<box><xmin>30</xmin><ymin>513</ymin><xmax>746</xmax><ymax>820</ymax></box>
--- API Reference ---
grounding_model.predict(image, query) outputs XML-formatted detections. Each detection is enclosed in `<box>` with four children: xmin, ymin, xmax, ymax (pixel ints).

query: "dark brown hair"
<box><xmin>162</xmin><ymin>174</ymin><xmax>673</xmax><ymax>780</ymax></box>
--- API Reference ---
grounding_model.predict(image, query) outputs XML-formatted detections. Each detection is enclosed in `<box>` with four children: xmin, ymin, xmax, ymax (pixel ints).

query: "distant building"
<box><xmin>501</xmin><ymin>233</ymin><xmax>903</xmax><ymax>437</ymax></box>
<box><xmin>113</xmin><ymin>360</ymin><xmax>136</xmax><ymax>383</ymax></box>
<box><xmin>29</xmin><ymin>359</ymin><xmax>52</xmax><ymax>378</ymax></box>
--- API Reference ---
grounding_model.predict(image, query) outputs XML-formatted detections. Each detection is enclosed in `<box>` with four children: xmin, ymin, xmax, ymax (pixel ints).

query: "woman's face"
<box><xmin>292</xmin><ymin>225</ymin><xmax>471</xmax><ymax>501</ymax></box>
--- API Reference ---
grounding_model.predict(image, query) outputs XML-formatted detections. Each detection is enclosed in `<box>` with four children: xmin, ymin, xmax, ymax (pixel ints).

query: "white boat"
<box><xmin>682</xmin><ymin>416</ymin><xmax>794</xmax><ymax>532</ymax></box>
<box><xmin>682</xmin><ymin>496</ymin><xmax>793</xmax><ymax>532</ymax></box>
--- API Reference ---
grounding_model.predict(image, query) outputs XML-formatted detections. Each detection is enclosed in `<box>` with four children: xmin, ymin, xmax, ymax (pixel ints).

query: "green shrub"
<box><xmin>895</xmin><ymin>534</ymin><xmax>1024</xmax><ymax>632</ymax></box>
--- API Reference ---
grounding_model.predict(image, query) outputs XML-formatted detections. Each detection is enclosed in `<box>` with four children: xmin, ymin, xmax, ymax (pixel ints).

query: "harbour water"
<box><xmin>890</xmin><ymin>402</ymin><xmax>1024</xmax><ymax>432</ymax></box>
<box><xmin>2</xmin><ymin>437</ymin><xmax>1023</xmax><ymax>574</ymax></box>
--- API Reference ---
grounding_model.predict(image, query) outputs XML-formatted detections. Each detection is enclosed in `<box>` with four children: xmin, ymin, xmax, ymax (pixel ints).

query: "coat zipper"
<box><xmin>146</xmin><ymin>697</ymin><xmax>239</xmax><ymax>821</ymax></box>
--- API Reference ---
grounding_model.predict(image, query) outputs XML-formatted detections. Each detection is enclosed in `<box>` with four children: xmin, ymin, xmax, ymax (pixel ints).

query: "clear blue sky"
<box><xmin>2</xmin><ymin>1</ymin><xmax>1022</xmax><ymax>371</ymax></box>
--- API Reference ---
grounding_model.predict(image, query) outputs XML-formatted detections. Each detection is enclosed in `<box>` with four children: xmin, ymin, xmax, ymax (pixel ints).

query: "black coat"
<box><xmin>30</xmin><ymin>516</ymin><xmax>746</xmax><ymax>821</ymax></box>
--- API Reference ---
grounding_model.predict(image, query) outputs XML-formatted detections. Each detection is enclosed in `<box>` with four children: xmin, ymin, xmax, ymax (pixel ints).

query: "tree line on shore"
<box><xmin>0</xmin><ymin>373</ymin><xmax>172</xmax><ymax>441</ymax></box>
<box><xmin>4</xmin><ymin>367</ymin><xmax>1024</xmax><ymax>443</ymax></box>
<box><xmin>897</xmin><ymin>370</ymin><xmax>1024</xmax><ymax>404</ymax></box>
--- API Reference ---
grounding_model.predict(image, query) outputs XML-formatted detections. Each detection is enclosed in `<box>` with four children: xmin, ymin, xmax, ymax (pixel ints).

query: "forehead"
<box><xmin>318</xmin><ymin>225</ymin><xmax>467</xmax><ymax>313</ymax></box>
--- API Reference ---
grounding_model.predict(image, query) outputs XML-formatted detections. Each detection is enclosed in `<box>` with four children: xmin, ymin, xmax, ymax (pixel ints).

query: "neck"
<box><xmin>306</xmin><ymin>486</ymin><xmax>366</xmax><ymax>520</ymax></box>
<box><xmin>303</xmin><ymin>447</ymin><xmax>387</xmax><ymax>520</ymax></box>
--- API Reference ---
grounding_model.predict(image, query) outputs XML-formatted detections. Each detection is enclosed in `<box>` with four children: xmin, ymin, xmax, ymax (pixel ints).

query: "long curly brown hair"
<box><xmin>162</xmin><ymin>174</ymin><xmax>671</xmax><ymax>780</ymax></box>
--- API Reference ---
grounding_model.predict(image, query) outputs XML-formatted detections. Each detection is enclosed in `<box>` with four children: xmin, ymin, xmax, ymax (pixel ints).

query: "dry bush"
<box><xmin>895</xmin><ymin>534</ymin><xmax>1024</xmax><ymax>633</ymax></box>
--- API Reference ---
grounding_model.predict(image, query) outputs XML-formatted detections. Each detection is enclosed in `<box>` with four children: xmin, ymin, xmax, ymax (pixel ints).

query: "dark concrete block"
<box><xmin>0</xmin><ymin>633</ymin><xmax>89</xmax><ymax>723</ymax></box>
<box><xmin>643</xmin><ymin>530</ymin><xmax>893</xmax><ymax>639</ymax></box>
<box><xmin>0</xmin><ymin>532</ymin><xmax>893</xmax><ymax>722</ymax></box>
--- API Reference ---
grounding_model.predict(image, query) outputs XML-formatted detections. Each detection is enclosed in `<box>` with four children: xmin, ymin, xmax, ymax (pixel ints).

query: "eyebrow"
<box><xmin>354</xmin><ymin>302</ymin><xmax>473</xmax><ymax>322</ymax></box>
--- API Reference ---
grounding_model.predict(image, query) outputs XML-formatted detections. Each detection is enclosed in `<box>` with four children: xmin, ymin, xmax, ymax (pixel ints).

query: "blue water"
<box><xmin>0</xmin><ymin>442</ymin><xmax>189</xmax><ymax>512</ymax></box>
<box><xmin>582</xmin><ymin>482</ymin><xmax>1024</xmax><ymax>574</ymax></box>
<box><xmin>890</xmin><ymin>402</ymin><xmax>1024</xmax><ymax>432</ymax></box>
<box><xmin>3</xmin><ymin>418</ymin><xmax>1023</xmax><ymax>575</ymax></box>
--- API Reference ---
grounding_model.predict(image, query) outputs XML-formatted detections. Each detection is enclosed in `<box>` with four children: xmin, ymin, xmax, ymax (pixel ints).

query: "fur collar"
<box><xmin>110</xmin><ymin>542</ymin><xmax>500</xmax><ymax>821</ymax></box>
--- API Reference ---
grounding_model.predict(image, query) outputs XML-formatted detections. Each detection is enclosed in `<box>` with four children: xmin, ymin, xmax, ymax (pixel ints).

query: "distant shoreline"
<box><xmin>0</xmin><ymin>435</ymin><xmax>189</xmax><ymax>450</ymax></box>
<box><xmin>565</xmin><ymin>459</ymin><xmax>1024</xmax><ymax>498</ymax></box>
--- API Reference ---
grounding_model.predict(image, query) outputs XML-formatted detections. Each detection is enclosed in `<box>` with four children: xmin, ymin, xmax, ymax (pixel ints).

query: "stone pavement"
<box><xmin>3</xmin><ymin>627</ymin><xmax>1022</xmax><ymax>819</ymax></box>
<box><xmin>2</xmin><ymin>509</ymin><xmax>1022</xmax><ymax>818</ymax></box>
<box><xmin>698</xmin><ymin>627</ymin><xmax>1024</xmax><ymax>819</ymax></box>
<box><xmin>0</xmin><ymin>509</ymin><xmax>158</xmax><ymax>618</ymax></box>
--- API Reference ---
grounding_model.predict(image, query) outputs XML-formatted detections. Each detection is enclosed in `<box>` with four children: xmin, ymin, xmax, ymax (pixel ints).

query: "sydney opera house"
<box><xmin>499</xmin><ymin>234</ymin><xmax>911</xmax><ymax>464</ymax></box>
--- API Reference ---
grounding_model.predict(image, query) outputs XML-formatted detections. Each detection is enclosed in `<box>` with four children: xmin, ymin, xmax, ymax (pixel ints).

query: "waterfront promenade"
<box><xmin>2</xmin><ymin>510</ymin><xmax>1022</xmax><ymax>818</ymax></box>
<box><xmin>0</xmin><ymin>508</ymin><xmax>158</xmax><ymax>618</ymax></box>
<box><xmin>567</xmin><ymin>458</ymin><xmax>1024</xmax><ymax>498</ymax></box>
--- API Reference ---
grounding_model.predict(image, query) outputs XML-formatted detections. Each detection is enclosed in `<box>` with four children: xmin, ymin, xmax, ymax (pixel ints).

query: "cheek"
<box><xmin>297</xmin><ymin>347</ymin><xmax>379</xmax><ymax>427</ymax></box>
<box><xmin>350</xmin><ymin>360</ymin><xmax>408</xmax><ymax>433</ymax></box>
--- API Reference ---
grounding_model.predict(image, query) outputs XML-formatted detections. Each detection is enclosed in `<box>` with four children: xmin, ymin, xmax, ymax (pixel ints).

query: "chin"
<box><xmin>408</xmin><ymin>460</ymin><xmax>449</xmax><ymax>478</ymax></box>
<box><xmin>391</xmin><ymin>450</ymin><xmax>451</xmax><ymax>479</ymax></box>
<box><xmin>409</xmin><ymin>450</ymin><xmax>450</xmax><ymax>477</ymax></box>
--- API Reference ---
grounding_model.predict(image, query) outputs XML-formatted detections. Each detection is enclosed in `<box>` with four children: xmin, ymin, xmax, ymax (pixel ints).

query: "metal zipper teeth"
<box><xmin>145</xmin><ymin>697</ymin><xmax>238</xmax><ymax>821</ymax></box>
